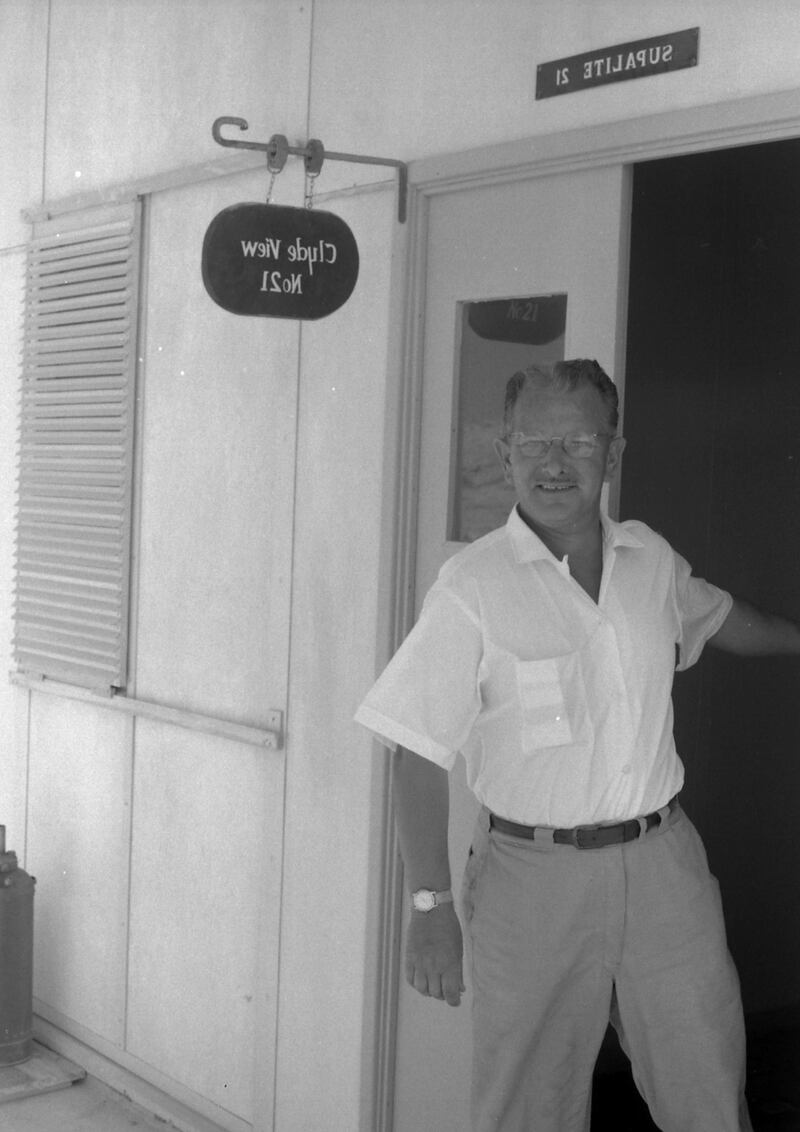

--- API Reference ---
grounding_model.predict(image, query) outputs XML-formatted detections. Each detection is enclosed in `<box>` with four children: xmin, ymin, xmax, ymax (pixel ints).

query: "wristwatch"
<box><xmin>411</xmin><ymin>888</ymin><xmax>454</xmax><ymax>913</ymax></box>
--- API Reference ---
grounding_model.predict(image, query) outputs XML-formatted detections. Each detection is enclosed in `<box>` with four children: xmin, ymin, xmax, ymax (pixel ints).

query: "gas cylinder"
<box><xmin>0</xmin><ymin>826</ymin><xmax>35</xmax><ymax>1065</ymax></box>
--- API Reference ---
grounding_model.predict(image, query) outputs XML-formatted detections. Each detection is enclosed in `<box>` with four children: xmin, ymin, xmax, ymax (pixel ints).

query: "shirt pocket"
<box><xmin>515</xmin><ymin>653</ymin><xmax>579</xmax><ymax>752</ymax></box>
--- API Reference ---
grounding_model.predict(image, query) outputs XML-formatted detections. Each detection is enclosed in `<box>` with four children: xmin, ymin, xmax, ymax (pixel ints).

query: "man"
<box><xmin>355</xmin><ymin>359</ymin><xmax>800</xmax><ymax>1131</ymax></box>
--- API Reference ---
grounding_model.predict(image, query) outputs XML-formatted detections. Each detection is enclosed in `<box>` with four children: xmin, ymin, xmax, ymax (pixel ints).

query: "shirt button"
<box><xmin>621</xmin><ymin>764</ymin><xmax>631</xmax><ymax>774</ymax></box>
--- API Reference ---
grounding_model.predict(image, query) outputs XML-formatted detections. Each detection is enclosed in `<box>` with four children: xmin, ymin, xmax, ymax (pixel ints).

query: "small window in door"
<box><xmin>449</xmin><ymin>293</ymin><xmax>567</xmax><ymax>542</ymax></box>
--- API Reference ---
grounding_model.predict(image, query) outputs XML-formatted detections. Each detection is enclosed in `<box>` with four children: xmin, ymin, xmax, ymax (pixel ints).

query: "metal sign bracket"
<box><xmin>212</xmin><ymin>117</ymin><xmax>408</xmax><ymax>223</ymax></box>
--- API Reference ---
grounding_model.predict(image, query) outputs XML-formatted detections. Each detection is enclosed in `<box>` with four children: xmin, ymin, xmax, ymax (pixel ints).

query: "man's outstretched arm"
<box><xmin>392</xmin><ymin>747</ymin><xmax>465</xmax><ymax>1007</ymax></box>
<box><xmin>709</xmin><ymin>597</ymin><xmax>800</xmax><ymax>655</ymax></box>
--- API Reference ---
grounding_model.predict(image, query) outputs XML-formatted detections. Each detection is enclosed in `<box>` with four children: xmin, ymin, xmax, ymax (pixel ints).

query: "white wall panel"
<box><xmin>134</xmin><ymin>169</ymin><xmax>299</xmax><ymax>725</ymax></box>
<box><xmin>126</xmin><ymin>719</ymin><xmax>281</xmax><ymax>1124</ymax></box>
<box><xmin>44</xmin><ymin>0</ymin><xmax>311</xmax><ymax>200</ymax></box>
<box><xmin>27</xmin><ymin>694</ymin><xmax>132</xmax><ymax>1045</ymax></box>
<box><xmin>131</xmin><ymin>166</ymin><xmax>298</xmax><ymax>1126</ymax></box>
<box><xmin>0</xmin><ymin>251</ymin><xmax>28</xmax><ymax>851</ymax></box>
<box><xmin>275</xmin><ymin>187</ymin><xmax>394</xmax><ymax>1132</ymax></box>
<box><xmin>310</xmin><ymin>0</ymin><xmax>800</xmax><ymax>189</ymax></box>
<box><xmin>0</xmin><ymin>0</ymin><xmax>47</xmax><ymax>247</ymax></box>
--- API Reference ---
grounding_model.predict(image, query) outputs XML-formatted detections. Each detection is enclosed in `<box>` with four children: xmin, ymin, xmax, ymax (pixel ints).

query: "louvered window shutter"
<box><xmin>14</xmin><ymin>202</ymin><xmax>142</xmax><ymax>691</ymax></box>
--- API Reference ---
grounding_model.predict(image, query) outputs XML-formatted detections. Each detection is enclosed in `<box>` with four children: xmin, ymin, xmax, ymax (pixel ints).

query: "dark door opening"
<box><xmin>609</xmin><ymin>139</ymin><xmax>800</xmax><ymax>1129</ymax></box>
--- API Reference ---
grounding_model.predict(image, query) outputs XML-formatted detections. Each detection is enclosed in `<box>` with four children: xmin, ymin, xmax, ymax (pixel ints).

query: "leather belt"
<box><xmin>489</xmin><ymin>795</ymin><xmax>679</xmax><ymax>849</ymax></box>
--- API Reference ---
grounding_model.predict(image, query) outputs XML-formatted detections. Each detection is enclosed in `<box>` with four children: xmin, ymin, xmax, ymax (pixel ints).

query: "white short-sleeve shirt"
<box><xmin>355</xmin><ymin>508</ymin><xmax>732</xmax><ymax>827</ymax></box>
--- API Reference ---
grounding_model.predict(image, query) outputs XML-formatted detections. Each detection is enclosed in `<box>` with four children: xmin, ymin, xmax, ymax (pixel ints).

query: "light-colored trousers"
<box><xmin>463</xmin><ymin>804</ymin><xmax>753</xmax><ymax>1132</ymax></box>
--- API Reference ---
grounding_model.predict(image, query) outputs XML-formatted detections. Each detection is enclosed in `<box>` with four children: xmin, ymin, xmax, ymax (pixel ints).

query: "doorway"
<box><xmin>391</xmin><ymin>163</ymin><xmax>630</xmax><ymax>1132</ymax></box>
<box><xmin>619</xmin><ymin>137</ymin><xmax>800</xmax><ymax>1128</ymax></box>
<box><xmin>385</xmin><ymin>114</ymin><xmax>800</xmax><ymax>1131</ymax></box>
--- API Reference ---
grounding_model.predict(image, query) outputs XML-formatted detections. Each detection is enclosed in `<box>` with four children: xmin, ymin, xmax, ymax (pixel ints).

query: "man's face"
<box><xmin>494</xmin><ymin>379</ymin><xmax>625</xmax><ymax>541</ymax></box>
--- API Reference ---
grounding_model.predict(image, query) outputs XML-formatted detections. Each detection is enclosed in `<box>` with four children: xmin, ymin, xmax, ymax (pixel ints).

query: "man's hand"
<box><xmin>392</xmin><ymin>749</ymin><xmax>464</xmax><ymax>1004</ymax></box>
<box><xmin>405</xmin><ymin>903</ymin><xmax>465</xmax><ymax>1007</ymax></box>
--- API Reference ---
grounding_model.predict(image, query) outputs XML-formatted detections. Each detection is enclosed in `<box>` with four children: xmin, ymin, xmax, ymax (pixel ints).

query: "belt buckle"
<box><xmin>574</xmin><ymin>824</ymin><xmax>604</xmax><ymax>849</ymax></box>
<box><xmin>574</xmin><ymin>821</ymin><xmax>627</xmax><ymax>849</ymax></box>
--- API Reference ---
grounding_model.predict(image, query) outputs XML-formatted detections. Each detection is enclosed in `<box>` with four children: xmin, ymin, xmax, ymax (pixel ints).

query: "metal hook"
<box><xmin>212</xmin><ymin>116</ymin><xmax>261</xmax><ymax>150</ymax></box>
<box><xmin>267</xmin><ymin>134</ymin><xmax>289</xmax><ymax>174</ymax></box>
<box><xmin>212</xmin><ymin>119</ymin><xmax>289</xmax><ymax>173</ymax></box>
<box><xmin>304</xmin><ymin>139</ymin><xmax>324</xmax><ymax>208</ymax></box>
<box><xmin>304</xmin><ymin>139</ymin><xmax>325</xmax><ymax>177</ymax></box>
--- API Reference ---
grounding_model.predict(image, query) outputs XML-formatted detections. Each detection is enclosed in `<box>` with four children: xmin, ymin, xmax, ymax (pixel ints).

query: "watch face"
<box><xmin>413</xmin><ymin>889</ymin><xmax>436</xmax><ymax>912</ymax></box>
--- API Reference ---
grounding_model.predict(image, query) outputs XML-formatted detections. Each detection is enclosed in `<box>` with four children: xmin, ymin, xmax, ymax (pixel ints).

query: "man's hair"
<box><xmin>502</xmin><ymin>359</ymin><xmax>619</xmax><ymax>436</ymax></box>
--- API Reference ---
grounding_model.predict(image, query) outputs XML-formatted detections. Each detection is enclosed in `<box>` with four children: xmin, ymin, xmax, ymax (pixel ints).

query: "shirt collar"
<box><xmin>506</xmin><ymin>505</ymin><xmax>644</xmax><ymax>565</ymax></box>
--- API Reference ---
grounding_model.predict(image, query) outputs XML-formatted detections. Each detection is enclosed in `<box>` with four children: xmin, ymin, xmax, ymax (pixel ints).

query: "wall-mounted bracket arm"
<box><xmin>212</xmin><ymin>117</ymin><xmax>408</xmax><ymax>222</ymax></box>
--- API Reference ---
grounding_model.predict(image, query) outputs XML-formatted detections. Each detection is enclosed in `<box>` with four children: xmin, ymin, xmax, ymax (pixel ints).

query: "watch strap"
<box><xmin>411</xmin><ymin>888</ymin><xmax>454</xmax><ymax>912</ymax></box>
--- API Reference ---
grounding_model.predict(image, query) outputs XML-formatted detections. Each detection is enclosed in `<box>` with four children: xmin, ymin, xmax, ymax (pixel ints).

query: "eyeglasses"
<box><xmin>506</xmin><ymin>432</ymin><xmax>615</xmax><ymax>459</ymax></box>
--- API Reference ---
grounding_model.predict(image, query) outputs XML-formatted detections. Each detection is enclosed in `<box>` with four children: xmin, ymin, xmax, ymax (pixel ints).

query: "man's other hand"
<box><xmin>405</xmin><ymin>903</ymin><xmax>465</xmax><ymax>1007</ymax></box>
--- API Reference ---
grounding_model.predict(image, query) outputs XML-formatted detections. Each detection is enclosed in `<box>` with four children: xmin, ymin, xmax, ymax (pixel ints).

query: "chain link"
<box><xmin>304</xmin><ymin>171</ymin><xmax>319</xmax><ymax>210</ymax></box>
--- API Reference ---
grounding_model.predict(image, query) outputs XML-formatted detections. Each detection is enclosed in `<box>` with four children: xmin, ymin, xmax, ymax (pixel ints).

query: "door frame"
<box><xmin>371</xmin><ymin>87</ymin><xmax>800</xmax><ymax>1132</ymax></box>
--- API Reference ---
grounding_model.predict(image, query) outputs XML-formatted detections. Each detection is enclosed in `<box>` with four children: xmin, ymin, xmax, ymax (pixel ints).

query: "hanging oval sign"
<box><xmin>202</xmin><ymin>202</ymin><xmax>359</xmax><ymax>319</ymax></box>
<box><xmin>467</xmin><ymin>293</ymin><xmax>567</xmax><ymax>346</ymax></box>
